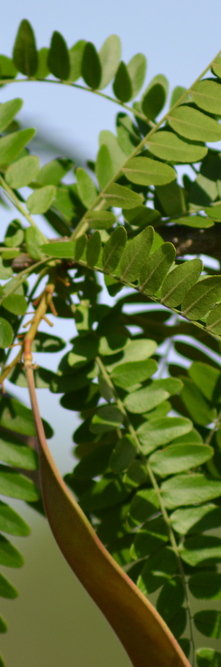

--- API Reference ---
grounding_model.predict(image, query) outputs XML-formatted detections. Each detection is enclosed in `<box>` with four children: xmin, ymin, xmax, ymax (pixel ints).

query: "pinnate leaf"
<box><xmin>161</xmin><ymin>473</ymin><xmax>221</xmax><ymax>509</ymax></box>
<box><xmin>102</xmin><ymin>226</ymin><xmax>127</xmax><ymax>273</ymax></box>
<box><xmin>104</xmin><ymin>183</ymin><xmax>142</xmax><ymax>209</ymax></box>
<box><xmin>149</xmin><ymin>444</ymin><xmax>213</xmax><ymax>477</ymax></box>
<box><xmin>68</xmin><ymin>40</ymin><xmax>86</xmax><ymax>82</ymax></box>
<box><xmin>118</xmin><ymin>226</ymin><xmax>154</xmax><ymax>282</ymax></box>
<box><xmin>0</xmin><ymin>318</ymin><xmax>13</xmax><ymax>348</ymax></box>
<box><xmin>142</xmin><ymin>75</ymin><xmax>168</xmax><ymax>119</ymax></box>
<box><xmin>0</xmin><ymin>501</ymin><xmax>30</xmax><ymax>536</ymax></box>
<box><xmin>76</xmin><ymin>167</ymin><xmax>97</xmax><ymax>208</ymax></box>
<box><xmin>182</xmin><ymin>276</ymin><xmax>221</xmax><ymax>320</ymax></box>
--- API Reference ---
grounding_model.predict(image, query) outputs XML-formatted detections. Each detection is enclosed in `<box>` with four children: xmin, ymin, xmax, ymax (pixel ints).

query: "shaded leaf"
<box><xmin>137</xmin><ymin>547</ymin><xmax>177</xmax><ymax>595</ymax></box>
<box><xmin>129</xmin><ymin>488</ymin><xmax>160</xmax><ymax>526</ymax></box>
<box><xmin>189</xmin><ymin>572</ymin><xmax>221</xmax><ymax>599</ymax></box>
<box><xmin>86</xmin><ymin>231</ymin><xmax>101</xmax><ymax>267</ymax></box>
<box><xmin>196</xmin><ymin>648</ymin><xmax>221</xmax><ymax>667</ymax></box>
<box><xmin>180</xmin><ymin>534</ymin><xmax>221</xmax><ymax>566</ymax></box>
<box><xmin>110</xmin><ymin>436</ymin><xmax>137</xmax><ymax>472</ymax></box>
<box><xmin>118</xmin><ymin>226</ymin><xmax>154</xmax><ymax>282</ymax></box>
<box><xmin>82</xmin><ymin>42</ymin><xmax>101</xmax><ymax>88</ymax></box>
<box><xmin>188</xmin><ymin>361</ymin><xmax>221</xmax><ymax>403</ymax></box>
<box><xmin>0</xmin><ymin>501</ymin><xmax>30</xmax><ymax>536</ymax></box>
<box><xmin>206</xmin><ymin>303</ymin><xmax>221</xmax><ymax>336</ymax></box>
<box><xmin>0</xmin><ymin>318</ymin><xmax>13</xmax><ymax>348</ymax></box>
<box><xmin>0</xmin><ymin>535</ymin><xmax>23</xmax><ymax>568</ymax></box>
<box><xmin>99</xmin><ymin>129</ymin><xmax>126</xmax><ymax>175</ymax></box>
<box><xmin>86</xmin><ymin>210</ymin><xmax>116</xmax><ymax>229</ymax></box>
<box><xmin>36</xmin><ymin>47</ymin><xmax>49</xmax><ymax>79</ymax></box>
<box><xmin>48</xmin><ymin>31</ymin><xmax>70</xmax><ymax>80</ymax></box>
<box><xmin>102</xmin><ymin>226</ymin><xmax>127</xmax><ymax>273</ymax></box>
<box><xmin>12</xmin><ymin>19</ymin><xmax>38</xmax><ymax>76</ymax></box>
<box><xmin>0</xmin><ymin>466</ymin><xmax>40</xmax><ymax>501</ymax></box>
<box><xmin>0</xmin><ymin>432</ymin><xmax>37</xmax><ymax>469</ymax></box>
<box><xmin>113</xmin><ymin>61</ymin><xmax>132</xmax><ymax>102</ymax></box>
<box><xmin>156</xmin><ymin>577</ymin><xmax>184</xmax><ymax>623</ymax></box>
<box><xmin>139</xmin><ymin>243</ymin><xmax>176</xmax><ymax>295</ymax></box>
<box><xmin>96</xmin><ymin>144</ymin><xmax>114</xmax><ymax>188</ymax></box>
<box><xmin>194</xmin><ymin>610</ymin><xmax>221</xmax><ymax>638</ymax></box>
<box><xmin>161</xmin><ymin>258</ymin><xmax>203</xmax><ymax>307</ymax></box>
<box><xmin>182</xmin><ymin>276</ymin><xmax>221</xmax><ymax>320</ymax></box>
<box><xmin>25</xmin><ymin>226</ymin><xmax>47</xmax><ymax>260</ymax></box>
<box><xmin>0</xmin><ymin>573</ymin><xmax>18</xmax><ymax>599</ymax></box>
<box><xmin>90</xmin><ymin>405</ymin><xmax>123</xmax><ymax>434</ymax></box>
<box><xmin>170</xmin><ymin>504</ymin><xmax>221</xmax><ymax>536</ymax></box>
<box><xmin>2</xmin><ymin>293</ymin><xmax>27</xmax><ymax>315</ymax></box>
<box><xmin>80</xmin><ymin>477</ymin><xmax>129</xmax><ymax>511</ymax></box>
<box><xmin>142</xmin><ymin>75</ymin><xmax>169</xmax><ymax>120</ymax></box>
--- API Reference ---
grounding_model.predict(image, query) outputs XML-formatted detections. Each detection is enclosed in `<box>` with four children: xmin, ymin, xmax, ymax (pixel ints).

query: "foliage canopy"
<box><xmin>0</xmin><ymin>18</ymin><xmax>221</xmax><ymax>667</ymax></box>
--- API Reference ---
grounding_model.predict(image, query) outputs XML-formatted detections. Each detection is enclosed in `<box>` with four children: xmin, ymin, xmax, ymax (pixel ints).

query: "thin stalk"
<box><xmin>206</xmin><ymin>409</ymin><xmax>221</xmax><ymax>445</ymax></box>
<box><xmin>96</xmin><ymin>354</ymin><xmax>196</xmax><ymax>665</ymax></box>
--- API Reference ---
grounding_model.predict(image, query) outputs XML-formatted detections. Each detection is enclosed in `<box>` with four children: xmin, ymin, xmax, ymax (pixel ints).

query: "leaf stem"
<box><xmin>0</xmin><ymin>175</ymin><xmax>40</xmax><ymax>229</ymax></box>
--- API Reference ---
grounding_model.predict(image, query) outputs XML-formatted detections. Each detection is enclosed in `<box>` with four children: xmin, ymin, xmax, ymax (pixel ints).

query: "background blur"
<box><xmin>1</xmin><ymin>0</ymin><xmax>221</xmax><ymax>664</ymax></box>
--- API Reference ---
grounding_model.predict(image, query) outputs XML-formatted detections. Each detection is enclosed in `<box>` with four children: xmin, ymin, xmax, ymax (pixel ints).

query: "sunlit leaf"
<box><xmin>0</xmin><ymin>128</ymin><xmax>35</xmax><ymax>166</ymax></box>
<box><xmin>26</xmin><ymin>185</ymin><xmax>56</xmax><ymax>214</ymax></box>
<box><xmin>147</xmin><ymin>131</ymin><xmax>207</xmax><ymax>163</ymax></box>
<box><xmin>168</xmin><ymin>106</ymin><xmax>221</xmax><ymax>142</ymax></box>
<box><xmin>139</xmin><ymin>243</ymin><xmax>176</xmax><ymax>295</ymax></box>
<box><xmin>161</xmin><ymin>473</ymin><xmax>221</xmax><ymax>509</ymax></box>
<box><xmin>0</xmin><ymin>318</ymin><xmax>13</xmax><ymax>348</ymax></box>
<box><xmin>161</xmin><ymin>258</ymin><xmax>203</xmax><ymax>307</ymax></box>
<box><xmin>127</xmin><ymin>53</ymin><xmax>147</xmax><ymax>99</ymax></box>
<box><xmin>191</xmin><ymin>80</ymin><xmax>221</xmax><ymax>114</ymax></box>
<box><xmin>0</xmin><ymin>98</ymin><xmax>22</xmax><ymax>133</ymax></box>
<box><xmin>99</xmin><ymin>35</ymin><xmax>121</xmax><ymax>89</ymax></box>
<box><xmin>122</xmin><ymin>157</ymin><xmax>176</xmax><ymax>186</ymax></box>
<box><xmin>182</xmin><ymin>276</ymin><xmax>221</xmax><ymax>320</ymax></box>
<box><xmin>6</xmin><ymin>155</ymin><xmax>40</xmax><ymax>188</ymax></box>
<box><xmin>149</xmin><ymin>444</ymin><xmax>213</xmax><ymax>477</ymax></box>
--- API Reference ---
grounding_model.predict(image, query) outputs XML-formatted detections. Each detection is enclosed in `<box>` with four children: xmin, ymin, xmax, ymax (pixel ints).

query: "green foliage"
<box><xmin>0</xmin><ymin>18</ymin><xmax>221</xmax><ymax>667</ymax></box>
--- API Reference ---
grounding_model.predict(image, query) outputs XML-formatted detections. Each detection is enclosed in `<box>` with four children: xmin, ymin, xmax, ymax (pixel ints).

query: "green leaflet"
<box><xmin>68</xmin><ymin>40</ymin><xmax>86</xmax><ymax>82</ymax></box>
<box><xmin>76</xmin><ymin>167</ymin><xmax>97</xmax><ymax>208</ymax></box>
<box><xmin>137</xmin><ymin>547</ymin><xmax>177</xmax><ymax>595</ymax></box>
<box><xmin>36</xmin><ymin>47</ymin><xmax>49</xmax><ymax>79</ymax></box>
<box><xmin>12</xmin><ymin>19</ymin><xmax>38</xmax><ymax>76</ymax></box>
<box><xmin>149</xmin><ymin>444</ymin><xmax>213</xmax><ymax>477</ymax></box>
<box><xmin>204</xmin><ymin>202</ymin><xmax>221</xmax><ymax>220</ymax></box>
<box><xmin>0</xmin><ymin>501</ymin><xmax>30</xmax><ymax>536</ymax></box>
<box><xmin>99</xmin><ymin>35</ymin><xmax>121</xmax><ymax>89</ymax></box>
<box><xmin>137</xmin><ymin>417</ymin><xmax>192</xmax><ymax>454</ymax></box>
<box><xmin>113</xmin><ymin>61</ymin><xmax>132</xmax><ymax>102</ymax></box>
<box><xmin>127</xmin><ymin>53</ymin><xmax>147</xmax><ymax>99</ymax></box>
<box><xmin>189</xmin><ymin>572</ymin><xmax>221</xmax><ymax>600</ymax></box>
<box><xmin>1</xmin><ymin>293</ymin><xmax>27</xmax><ymax>316</ymax></box>
<box><xmin>142</xmin><ymin>75</ymin><xmax>169</xmax><ymax>120</ymax></box>
<box><xmin>102</xmin><ymin>227</ymin><xmax>127</xmax><ymax>273</ymax></box>
<box><xmin>168</xmin><ymin>106</ymin><xmax>221</xmax><ymax>142</ymax></box>
<box><xmin>86</xmin><ymin>231</ymin><xmax>101</xmax><ymax>267</ymax></box>
<box><xmin>0</xmin><ymin>432</ymin><xmax>37</xmax><ymax>469</ymax></box>
<box><xmin>147</xmin><ymin>131</ymin><xmax>207</xmax><ymax>163</ymax></box>
<box><xmin>0</xmin><ymin>617</ymin><xmax>7</xmax><ymax>633</ymax></box>
<box><xmin>111</xmin><ymin>358</ymin><xmax>158</xmax><ymax>390</ymax></box>
<box><xmin>161</xmin><ymin>474</ymin><xmax>221</xmax><ymax>509</ymax></box>
<box><xmin>82</xmin><ymin>42</ymin><xmax>101</xmax><ymax>88</ymax></box>
<box><xmin>188</xmin><ymin>362</ymin><xmax>221</xmax><ymax>402</ymax></box>
<box><xmin>124</xmin><ymin>385</ymin><xmax>169</xmax><ymax>414</ymax></box>
<box><xmin>0</xmin><ymin>128</ymin><xmax>35</xmax><ymax>166</ymax></box>
<box><xmin>98</xmin><ymin>129</ymin><xmax>126</xmax><ymax>175</ymax></box>
<box><xmin>25</xmin><ymin>227</ymin><xmax>47</xmax><ymax>260</ymax></box>
<box><xmin>0</xmin><ymin>318</ymin><xmax>13</xmax><ymax>348</ymax></box>
<box><xmin>86</xmin><ymin>210</ymin><xmax>116</xmax><ymax>229</ymax></box>
<box><xmin>40</xmin><ymin>240</ymin><xmax>75</xmax><ymax>258</ymax></box>
<box><xmin>191</xmin><ymin>80</ymin><xmax>221</xmax><ymax>114</ymax></box>
<box><xmin>0</xmin><ymin>466</ymin><xmax>40</xmax><ymax>501</ymax></box>
<box><xmin>0</xmin><ymin>98</ymin><xmax>23</xmax><ymax>133</ymax></box>
<box><xmin>173</xmin><ymin>216</ymin><xmax>213</xmax><ymax>228</ymax></box>
<box><xmin>37</xmin><ymin>158</ymin><xmax>72</xmax><ymax>186</ymax></box>
<box><xmin>79</xmin><ymin>477</ymin><xmax>129</xmax><ymax>511</ymax></box>
<box><xmin>110</xmin><ymin>436</ymin><xmax>137</xmax><ymax>473</ymax></box>
<box><xmin>206</xmin><ymin>303</ymin><xmax>221</xmax><ymax>335</ymax></box>
<box><xmin>116</xmin><ymin>113</ymin><xmax>140</xmax><ymax>156</ymax></box>
<box><xmin>26</xmin><ymin>185</ymin><xmax>56</xmax><ymax>214</ymax></box>
<box><xmin>170</xmin><ymin>504</ymin><xmax>221</xmax><ymax>536</ymax></box>
<box><xmin>139</xmin><ymin>243</ymin><xmax>176</xmax><ymax>295</ymax></box>
<box><xmin>179</xmin><ymin>377</ymin><xmax>217</xmax><ymax>426</ymax></box>
<box><xmin>156</xmin><ymin>578</ymin><xmax>184</xmax><ymax>625</ymax></box>
<box><xmin>196</xmin><ymin>648</ymin><xmax>221</xmax><ymax>667</ymax></box>
<box><xmin>48</xmin><ymin>31</ymin><xmax>70</xmax><ymax>80</ymax></box>
<box><xmin>180</xmin><ymin>535</ymin><xmax>221</xmax><ymax>566</ymax></box>
<box><xmin>0</xmin><ymin>55</ymin><xmax>17</xmax><ymax>80</ymax></box>
<box><xmin>0</xmin><ymin>535</ymin><xmax>23</xmax><ymax>568</ymax></box>
<box><xmin>6</xmin><ymin>155</ymin><xmax>40</xmax><ymax>188</ymax></box>
<box><xmin>160</xmin><ymin>258</ymin><xmax>203</xmax><ymax>307</ymax></box>
<box><xmin>182</xmin><ymin>276</ymin><xmax>221</xmax><ymax>320</ymax></box>
<box><xmin>194</xmin><ymin>610</ymin><xmax>221</xmax><ymax>638</ymax></box>
<box><xmin>96</xmin><ymin>145</ymin><xmax>114</xmax><ymax>188</ymax></box>
<box><xmin>0</xmin><ymin>573</ymin><xmax>18</xmax><ymax>599</ymax></box>
<box><xmin>155</xmin><ymin>181</ymin><xmax>187</xmax><ymax>218</ymax></box>
<box><xmin>118</xmin><ymin>226</ymin><xmax>154</xmax><ymax>282</ymax></box>
<box><xmin>122</xmin><ymin>157</ymin><xmax>176</xmax><ymax>186</ymax></box>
